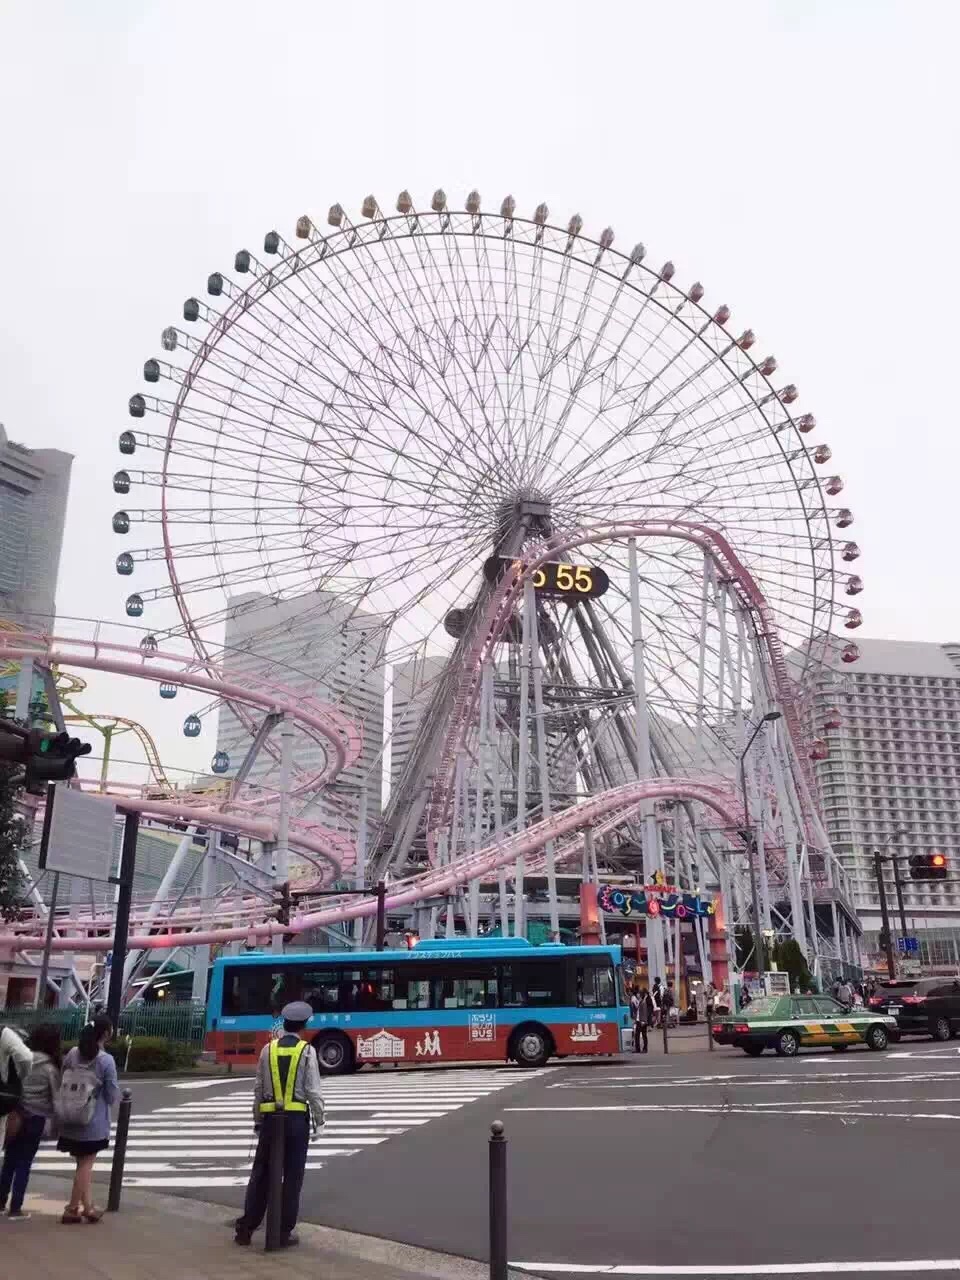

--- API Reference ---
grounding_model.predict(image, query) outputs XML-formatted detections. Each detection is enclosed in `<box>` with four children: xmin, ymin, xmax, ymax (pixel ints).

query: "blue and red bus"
<box><xmin>206</xmin><ymin>937</ymin><xmax>630</xmax><ymax>1074</ymax></box>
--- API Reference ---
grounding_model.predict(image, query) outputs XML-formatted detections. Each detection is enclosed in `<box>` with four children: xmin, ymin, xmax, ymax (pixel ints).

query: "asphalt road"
<box><xmin>35</xmin><ymin>1044</ymin><xmax>960</xmax><ymax>1276</ymax></box>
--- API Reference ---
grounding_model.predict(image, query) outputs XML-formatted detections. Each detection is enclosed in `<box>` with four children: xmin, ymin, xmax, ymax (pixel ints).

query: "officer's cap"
<box><xmin>281</xmin><ymin>1001</ymin><xmax>313</xmax><ymax>1025</ymax></box>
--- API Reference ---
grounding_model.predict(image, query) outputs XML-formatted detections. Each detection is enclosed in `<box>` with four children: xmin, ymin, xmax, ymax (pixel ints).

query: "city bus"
<box><xmin>206</xmin><ymin>937</ymin><xmax>630</xmax><ymax>1074</ymax></box>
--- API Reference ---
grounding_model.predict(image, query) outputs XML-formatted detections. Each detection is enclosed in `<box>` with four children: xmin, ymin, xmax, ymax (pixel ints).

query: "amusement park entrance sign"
<box><xmin>597</xmin><ymin>879</ymin><xmax>717</xmax><ymax>920</ymax></box>
<box><xmin>38</xmin><ymin>783</ymin><xmax>118</xmax><ymax>882</ymax></box>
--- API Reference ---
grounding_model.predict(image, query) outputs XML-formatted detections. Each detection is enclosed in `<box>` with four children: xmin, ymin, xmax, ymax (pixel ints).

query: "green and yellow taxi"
<box><xmin>711</xmin><ymin>993</ymin><xmax>899</xmax><ymax>1057</ymax></box>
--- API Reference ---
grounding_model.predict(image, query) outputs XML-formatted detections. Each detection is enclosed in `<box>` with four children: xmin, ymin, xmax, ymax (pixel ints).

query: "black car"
<box><xmin>868</xmin><ymin>977</ymin><xmax>960</xmax><ymax>1041</ymax></box>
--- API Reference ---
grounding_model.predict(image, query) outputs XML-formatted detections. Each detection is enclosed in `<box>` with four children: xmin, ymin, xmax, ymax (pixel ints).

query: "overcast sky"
<box><xmin>1</xmin><ymin>0</ymin><xmax>957</xmax><ymax>782</ymax></box>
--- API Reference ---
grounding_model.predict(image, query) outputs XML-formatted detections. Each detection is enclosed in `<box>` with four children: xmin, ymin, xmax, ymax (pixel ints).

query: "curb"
<box><xmin>29</xmin><ymin>1176</ymin><xmax>528</xmax><ymax>1279</ymax></box>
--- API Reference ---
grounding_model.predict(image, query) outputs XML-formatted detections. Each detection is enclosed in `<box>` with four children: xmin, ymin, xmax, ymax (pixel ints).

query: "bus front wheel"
<box><xmin>313</xmin><ymin>1032</ymin><xmax>354</xmax><ymax>1076</ymax></box>
<box><xmin>510</xmin><ymin>1024</ymin><xmax>553</xmax><ymax>1069</ymax></box>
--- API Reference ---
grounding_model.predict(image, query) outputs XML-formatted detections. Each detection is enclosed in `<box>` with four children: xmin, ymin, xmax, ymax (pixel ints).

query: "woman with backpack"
<box><xmin>0</xmin><ymin>1025</ymin><xmax>32</xmax><ymax>1143</ymax></box>
<box><xmin>0</xmin><ymin>1024</ymin><xmax>62</xmax><ymax>1220</ymax></box>
<box><xmin>56</xmin><ymin>1015</ymin><xmax>119</xmax><ymax>1224</ymax></box>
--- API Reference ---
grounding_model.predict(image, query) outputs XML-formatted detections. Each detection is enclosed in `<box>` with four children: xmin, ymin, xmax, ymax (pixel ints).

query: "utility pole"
<box><xmin>872</xmin><ymin>850</ymin><xmax>896</xmax><ymax>979</ymax></box>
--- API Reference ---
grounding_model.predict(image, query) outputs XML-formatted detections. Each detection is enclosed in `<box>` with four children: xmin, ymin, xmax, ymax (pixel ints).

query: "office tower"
<box><xmin>808</xmin><ymin>638</ymin><xmax>960</xmax><ymax>967</ymax></box>
<box><xmin>0</xmin><ymin>423</ymin><xmax>72</xmax><ymax>628</ymax></box>
<box><xmin>216</xmin><ymin>591</ymin><xmax>387</xmax><ymax>849</ymax></box>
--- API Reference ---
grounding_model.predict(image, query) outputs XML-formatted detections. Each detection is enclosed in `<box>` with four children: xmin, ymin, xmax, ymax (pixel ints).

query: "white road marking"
<box><xmin>168</xmin><ymin>1079</ymin><xmax>247</xmax><ymax>1090</ymax></box>
<box><xmin>505</xmin><ymin>1104</ymin><xmax>960</xmax><ymax>1121</ymax></box>
<box><xmin>510</xmin><ymin>1261</ymin><xmax>960</xmax><ymax>1274</ymax></box>
<box><xmin>51</xmin><ymin>1067</ymin><xmax>549</xmax><ymax>1191</ymax></box>
<box><xmin>550</xmin><ymin>1070</ymin><xmax>960</xmax><ymax>1090</ymax></box>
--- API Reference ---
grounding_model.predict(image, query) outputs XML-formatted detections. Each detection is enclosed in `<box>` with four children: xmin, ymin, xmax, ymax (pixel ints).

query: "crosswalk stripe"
<box><xmin>76</xmin><ymin>1066</ymin><xmax>550</xmax><ymax>1189</ymax></box>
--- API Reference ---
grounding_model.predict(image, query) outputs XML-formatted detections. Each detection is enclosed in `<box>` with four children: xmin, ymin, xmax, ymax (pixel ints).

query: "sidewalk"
<box><xmin>16</xmin><ymin>1175</ymin><xmax>522</xmax><ymax>1280</ymax></box>
<box><xmin>638</xmin><ymin>1025</ymin><xmax>740</xmax><ymax>1056</ymax></box>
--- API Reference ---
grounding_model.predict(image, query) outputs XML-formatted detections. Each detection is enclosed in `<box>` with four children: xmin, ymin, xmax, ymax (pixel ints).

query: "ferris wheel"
<box><xmin>111</xmin><ymin>190</ymin><xmax>863</xmax><ymax>960</ymax></box>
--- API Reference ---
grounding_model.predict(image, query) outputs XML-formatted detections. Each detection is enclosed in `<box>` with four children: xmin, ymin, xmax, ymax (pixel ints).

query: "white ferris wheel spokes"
<box><xmin>107</xmin><ymin>190</ymin><xmax>863</xmax><ymax>963</ymax></box>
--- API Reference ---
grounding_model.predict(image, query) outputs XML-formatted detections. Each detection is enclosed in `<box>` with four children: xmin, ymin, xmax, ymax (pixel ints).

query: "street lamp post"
<box><xmin>738</xmin><ymin>712</ymin><xmax>781</xmax><ymax>994</ymax></box>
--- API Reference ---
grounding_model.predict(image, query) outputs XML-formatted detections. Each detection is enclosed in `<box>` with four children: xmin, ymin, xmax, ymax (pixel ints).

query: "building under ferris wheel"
<box><xmin>110</xmin><ymin>189</ymin><xmax>865</xmax><ymax>985</ymax></box>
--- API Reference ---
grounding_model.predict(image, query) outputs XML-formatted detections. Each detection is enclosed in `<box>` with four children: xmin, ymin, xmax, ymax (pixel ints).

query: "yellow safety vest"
<box><xmin>259</xmin><ymin>1038</ymin><xmax>309</xmax><ymax>1114</ymax></box>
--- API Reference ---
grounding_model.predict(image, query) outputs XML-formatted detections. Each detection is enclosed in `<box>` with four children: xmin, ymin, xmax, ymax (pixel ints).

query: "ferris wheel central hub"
<box><xmin>494</xmin><ymin>492</ymin><xmax>553</xmax><ymax>550</ymax></box>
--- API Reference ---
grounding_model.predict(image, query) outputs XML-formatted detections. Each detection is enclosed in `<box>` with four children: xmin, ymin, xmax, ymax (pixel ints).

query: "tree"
<box><xmin>0</xmin><ymin>691</ymin><xmax>27</xmax><ymax>920</ymax></box>
<box><xmin>771</xmin><ymin>938</ymin><xmax>813</xmax><ymax>993</ymax></box>
<box><xmin>734</xmin><ymin>926</ymin><xmax>769</xmax><ymax>971</ymax></box>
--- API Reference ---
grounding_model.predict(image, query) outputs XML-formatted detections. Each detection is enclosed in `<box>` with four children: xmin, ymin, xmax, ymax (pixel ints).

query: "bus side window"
<box><xmin>394</xmin><ymin>965</ymin><xmax>432</xmax><ymax>1010</ymax></box>
<box><xmin>498</xmin><ymin>965</ymin><xmax>521</xmax><ymax>1007</ymax></box>
<box><xmin>222</xmin><ymin>966</ymin><xmax>273</xmax><ymax>1016</ymax></box>
<box><xmin>500</xmin><ymin>963</ymin><xmax>562</xmax><ymax>1007</ymax></box>
<box><xmin>360</xmin><ymin>968</ymin><xmax>395</xmax><ymax>1011</ymax></box>
<box><xmin>271</xmin><ymin>966</ymin><xmax>305</xmax><ymax>1014</ymax></box>
<box><xmin>337</xmin><ymin>970</ymin><xmax>363</xmax><ymax>1012</ymax></box>
<box><xmin>301</xmin><ymin>970</ymin><xmax>340</xmax><ymax>1013</ymax></box>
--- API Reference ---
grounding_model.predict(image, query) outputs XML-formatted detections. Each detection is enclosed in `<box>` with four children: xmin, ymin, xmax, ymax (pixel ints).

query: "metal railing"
<box><xmin>2</xmin><ymin>999</ymin><xmax>206</xmax><ymax>1046</ymax></box>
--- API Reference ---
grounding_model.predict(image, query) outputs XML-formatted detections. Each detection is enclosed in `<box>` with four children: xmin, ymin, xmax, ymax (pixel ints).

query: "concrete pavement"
<box><xmin>26</xmin><ymin>1046</ymin><xmax>960</xmax><ymax>1276</ymax></box>
<box><xmin>14</xmin><ymin>1175</ymin><xmax>524</xmax><ymax>1280</ymax></box>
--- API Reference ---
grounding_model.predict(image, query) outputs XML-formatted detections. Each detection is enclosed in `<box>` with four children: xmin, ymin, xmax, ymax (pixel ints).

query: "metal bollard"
<box><xmin>662</xmin><ymin>1015</ymin><xmax>669</xmax><ymax>1054</ymax></box>
<box><xmin>264</xmin><ymin>1111</ymin><xmax>286</xmax><ymax>1252</ymax></box>
<box><xmin>707</xmin><ymin>1013</ymin><xmax>715</xmax><ymax>1052</ymax></box>
<box><xmin>488</xmin><ymin>1120</ymin><xmax>508</xmax><ymax>1280</ymax></box>
<box><xmin>107</xmin><ymin>1089</ymin><xmax>133</xmax><ymax>1212</ymax></box>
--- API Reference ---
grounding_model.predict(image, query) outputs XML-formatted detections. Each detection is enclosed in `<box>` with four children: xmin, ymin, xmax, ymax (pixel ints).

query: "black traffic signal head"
<box><xmin>910</xmin><ymin>851</ymin><xmax>948</xmax><ymax>881</ymax></box>
<box><xmin>24</xmin><ymin>730</ymin><xmax>92</xmax><ymax>795</ymax></box>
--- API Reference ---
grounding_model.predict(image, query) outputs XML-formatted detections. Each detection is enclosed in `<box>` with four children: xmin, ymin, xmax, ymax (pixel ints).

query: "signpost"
<box><xmin>36</xmin><ymin>785</ymin><xmax>119</xmax><ymax>1009</ymax></box>
<box><xmin>37</xmin><ymin>785</ymin><xmax>139</xmax><ymax>1026</ymax></box>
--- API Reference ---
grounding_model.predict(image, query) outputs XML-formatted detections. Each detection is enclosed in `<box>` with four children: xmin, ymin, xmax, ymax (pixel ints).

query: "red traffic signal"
<box><xmin>910</xmin><ymin>851</ymin><xmax>948</xmax><ymax>881</ymax></box>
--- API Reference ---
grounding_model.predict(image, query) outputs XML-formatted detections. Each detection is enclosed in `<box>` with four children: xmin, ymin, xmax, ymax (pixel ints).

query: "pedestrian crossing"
<box><xmin>32</xmin><ymin>1066</ymin><xmax>548</xmax><ymax>1189</ymax></box>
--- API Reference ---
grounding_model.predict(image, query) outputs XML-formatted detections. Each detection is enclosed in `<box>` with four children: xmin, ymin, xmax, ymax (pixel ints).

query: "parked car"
<box><xmin>868</xmin><ymin>977</ymin><xmax>960</xmax><ymax>1041</ymax></box>
<box><xmin>711</xmin><ymin>993</ymin><xmax>897</xmax><ymax>1056</ymax></box>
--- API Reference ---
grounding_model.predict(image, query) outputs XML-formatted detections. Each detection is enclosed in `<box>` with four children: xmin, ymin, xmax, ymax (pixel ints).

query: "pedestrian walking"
<box><xmin>56</xmin><ymin>1014</ymin><xmax>119</xmax><ymax>1224</ymax></box>
<box><xmin>234</xmin><ymin>1001</ymin><xmax>326</xmax><ymax>1249</ymax></box>
<box><xmin>835</xmin><ymin>978</ymin><xmax>854</xmax><ymax>1007</ymax></box>
<box><xmin>629</xmin><ymin>989</ymin><xmax>640</xmax><ymax>1028</ymax></box>
<box><xmin>0</xmin><ymin>1024</ymin><xmax>62</xmax><ymax>1220</ymax></box>
<box><xmin>651</xmin><ymin>977</ymin><xmax>664</xmax><ymax>1027</ymax></box>
<box><xmin>662</xmin><ymin>982</ymin><xmax>676</xmax><ymax>1027</ymax></box>
<box><xmin>634</xmin><ymin>988</ymin><xmax>654</xmax><ymax>1053</ymax></box>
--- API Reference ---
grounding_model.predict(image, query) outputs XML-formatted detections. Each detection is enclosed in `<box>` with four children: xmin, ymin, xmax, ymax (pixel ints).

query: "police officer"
<box><xmin>234</xmin><ymin>1002</ymin><xmax>325</xmax><ymax>1248</ymax></box>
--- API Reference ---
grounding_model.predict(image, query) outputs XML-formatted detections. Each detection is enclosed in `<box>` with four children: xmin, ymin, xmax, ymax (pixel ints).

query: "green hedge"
<box><xmin>64</xmin><ymin>1036</ymin><xmax>198</xmax><ymax>1073</ymax></box>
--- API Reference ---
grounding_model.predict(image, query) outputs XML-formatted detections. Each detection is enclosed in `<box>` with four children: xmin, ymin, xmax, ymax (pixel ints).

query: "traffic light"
<box><xmin>0</xmin><ymin>724</ymin><xmax>92</xmax><ymax>795</ymax></box>
<box><xmin>909</xmin><ymin>851</ymin><xmax>948</xmax><ymax>881</ymax></box>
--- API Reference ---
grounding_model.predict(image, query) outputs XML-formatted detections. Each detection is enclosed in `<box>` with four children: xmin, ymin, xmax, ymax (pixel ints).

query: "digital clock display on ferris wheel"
<box><xmin>483</xmin><ymin>556</ymin><xmax>610</xmax><ymax>600</ymax></box>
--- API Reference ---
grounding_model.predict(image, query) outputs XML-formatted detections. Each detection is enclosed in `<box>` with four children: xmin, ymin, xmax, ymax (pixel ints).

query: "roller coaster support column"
<box><xmin>354</xmin><ymin>785</ymin><xmax>368</xmax><ymax>947</ymax></box>
<box><xmin>525</xmin><ymin>578</ymin><xmax>560</xmax><ymax>940</ymax></box>
<box><xmin>192</xmin><ymin>840</ymin><xmax>220</xmax><ymax>1001</ymax></box>
<box><xmin>628</xmin><ymin>538</ymin><xmax>665</xmax><ymax>983</ymax></box>
<box><xmin>271</xmin><ymin>717</ymin><xmax>294</xmax><ymax>956</ymax></box>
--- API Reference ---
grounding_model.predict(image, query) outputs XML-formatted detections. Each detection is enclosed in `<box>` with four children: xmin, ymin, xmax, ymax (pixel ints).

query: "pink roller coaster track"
<box><xmin>0</xmin><ymin>632</ymin><xmax>361</xmax><ymax>874</ymax></box>
<box><xmin>0</xmin><ymin>522</ymin><xmax>818</xmax><ymax>956</ymax></box>
<box><xmin>5</xmin><ymin>778</ymin><xmax>745</xmax><ymax>953</ymax></box>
